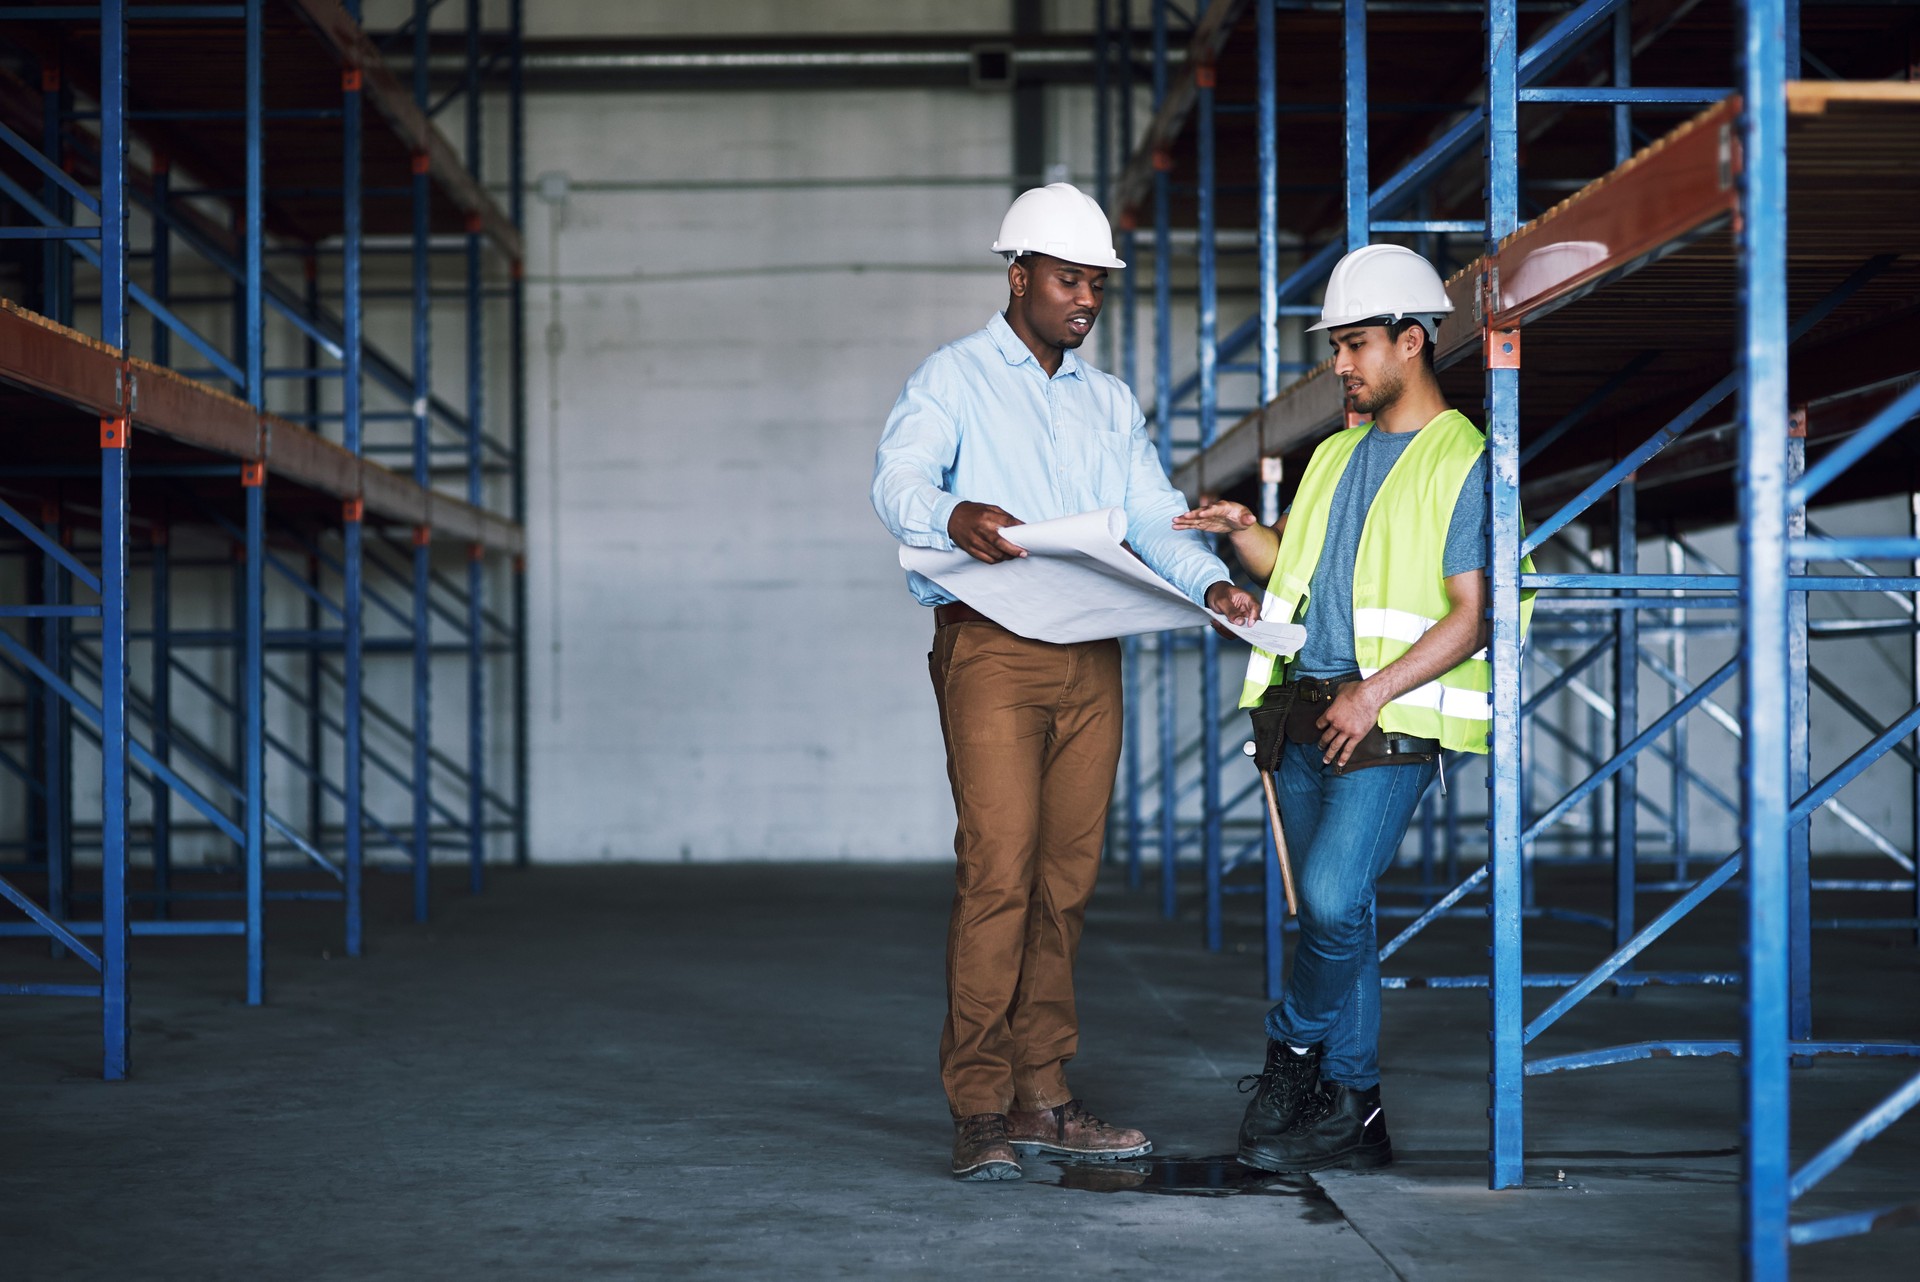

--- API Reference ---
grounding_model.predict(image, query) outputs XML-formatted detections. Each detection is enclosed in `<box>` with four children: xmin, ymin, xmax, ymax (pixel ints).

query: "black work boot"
<box><xmin>1239</xmin><ymin>1081</ymin><xmax>1392</xmax><ymax>1173</ymax></box>
<box><xmin>1236</xmin><ymin>1040</ymin><xmax>1323</xmax><ymax>1161</ymax></box>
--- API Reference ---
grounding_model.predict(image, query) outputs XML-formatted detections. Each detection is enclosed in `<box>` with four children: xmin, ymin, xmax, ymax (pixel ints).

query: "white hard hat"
<box><xmin>1307</xmin><ymin>243</ymin><xmax>1453</xmax><ymax>338</ymax></box>
<box><xmin>991</xmin><ymin>182</ymin><xmax>1126</xmax><ymax>270</ymax></box>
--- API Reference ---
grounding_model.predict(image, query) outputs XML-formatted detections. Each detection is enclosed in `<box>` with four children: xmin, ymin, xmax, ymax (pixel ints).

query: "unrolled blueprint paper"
<box><xmin>899</xmin><ymin>507</ymin><xmax>1307</xmax><ymax>654</ymax></box>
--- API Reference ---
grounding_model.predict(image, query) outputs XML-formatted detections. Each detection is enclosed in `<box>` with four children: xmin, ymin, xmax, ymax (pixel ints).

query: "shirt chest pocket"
<box><xmin>1050</xmin><ymin>423</ymin><xmax>1129</xmax><ymax>502</ymax></box>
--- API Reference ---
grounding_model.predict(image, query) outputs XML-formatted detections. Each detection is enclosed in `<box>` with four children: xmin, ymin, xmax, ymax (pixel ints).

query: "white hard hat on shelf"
<box><xmin>1307</xmin><ymin>243</ymin><xmax>1453</xmax><ymax>339</ymax></box>
<box><xmin>991</xmin><ymin>182</ymin><xmax>1127</xmax><ymax>270</ymax></box>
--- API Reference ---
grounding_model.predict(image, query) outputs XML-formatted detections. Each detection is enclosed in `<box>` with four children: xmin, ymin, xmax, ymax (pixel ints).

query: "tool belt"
<box><xmin>1247</xmin><ymin>673</ymin><xmax>1439</xmax><ymax>776</ymax></box>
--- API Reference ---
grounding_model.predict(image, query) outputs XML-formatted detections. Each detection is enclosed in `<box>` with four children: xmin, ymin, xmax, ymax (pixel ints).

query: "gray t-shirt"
<box><xmin>1289</xmin><ymin>425</ymin><xmax>1489</xmax><ymax>679</ymax></box>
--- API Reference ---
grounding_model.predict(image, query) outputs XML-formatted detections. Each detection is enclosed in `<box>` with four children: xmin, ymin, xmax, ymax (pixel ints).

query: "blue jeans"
<box><xmin>1265</xmin><ymin>737</ymin><xmax>1437</xmax><ymax>1089</ymax></box>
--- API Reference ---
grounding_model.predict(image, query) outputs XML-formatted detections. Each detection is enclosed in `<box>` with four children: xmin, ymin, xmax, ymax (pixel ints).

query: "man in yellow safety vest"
<box><xmin>1175</xmin><ymin>243</ymin><xmax>1527</xmax><ymax>1172</ymax></box>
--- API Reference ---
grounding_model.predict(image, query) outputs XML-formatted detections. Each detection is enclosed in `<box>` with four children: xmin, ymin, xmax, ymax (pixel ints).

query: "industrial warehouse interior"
<box><xmin>3</xmin><ymin>2</ymin><xmax>1918</xmax><ymax>1279</ymax></box>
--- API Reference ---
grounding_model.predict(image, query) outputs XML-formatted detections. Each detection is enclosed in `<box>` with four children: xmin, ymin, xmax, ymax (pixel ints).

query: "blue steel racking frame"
<box><xmin>1103</xmin><ymin>1</ymin><xmax>1920</xmax><ymax>1270</ymax></box>
<box><xmin>0</xmin><ymin>0</ymin><xmax>528</xmax><ymax>1077</ymax></box>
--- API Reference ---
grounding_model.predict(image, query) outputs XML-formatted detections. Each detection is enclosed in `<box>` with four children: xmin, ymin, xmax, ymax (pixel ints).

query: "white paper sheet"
<box><xmin>900</xmin><ymin>507</ymin><xmax>1306</xmax><ymax>653</ymax></box>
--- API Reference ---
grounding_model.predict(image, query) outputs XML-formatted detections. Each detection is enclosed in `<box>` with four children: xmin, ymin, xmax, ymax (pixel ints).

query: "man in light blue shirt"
<box><xmin>871</xmin><ymin>183</ymin><xmax>1259</xmax><ymax>1182</ymax></box>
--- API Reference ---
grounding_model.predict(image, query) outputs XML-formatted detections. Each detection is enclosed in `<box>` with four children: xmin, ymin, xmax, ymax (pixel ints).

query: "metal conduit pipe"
<box><xmin>393</xmin><ymin>37</ymin><xmax>1183</xmax><ymax>90</ymax></box>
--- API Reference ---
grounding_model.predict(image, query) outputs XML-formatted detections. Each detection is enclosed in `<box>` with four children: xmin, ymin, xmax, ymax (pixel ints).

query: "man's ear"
<box><xmin>1401</xmin><ymin>323</ymin><xmax>1426</xmax><ymax>362</ymax></box>
<box><xmin>1007</xmin><ymin>258</ymin><xmax>1027</xmax><ymax>298</ymax></box>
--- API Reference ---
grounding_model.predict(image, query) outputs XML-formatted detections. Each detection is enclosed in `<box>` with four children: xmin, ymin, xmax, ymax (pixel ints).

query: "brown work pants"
<box><xmin>929</xmin><ymin>619</ymin><xmax>1124</xmax><ymax>1118</ymax></box>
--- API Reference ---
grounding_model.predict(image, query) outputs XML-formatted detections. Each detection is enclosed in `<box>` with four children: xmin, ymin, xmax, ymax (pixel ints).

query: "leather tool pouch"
<box><xmin>1254</xmin><ymin>675</ymin><xmax>1439</xmax><ymax>776</ymax></box>
<box><xmin>1247</xmin><ymin>682</ymin><xmax>1294</xmax><ymax>772</ymax></box>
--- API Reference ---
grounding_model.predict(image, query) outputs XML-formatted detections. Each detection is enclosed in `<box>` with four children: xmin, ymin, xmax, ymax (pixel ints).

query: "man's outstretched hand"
<box><xmin>1205</xmin><ymin>581</ymin><xmax>1261</xmax><ymax>627</ymax></box>
<box><xmin>1173</xmin><ymin>500</ymin><xmax>1259</xmax><ymax>535</ymax></box>
<box><xmin>948</xmin><ymin>501</ymin><xmax>1027</xmax><ymax>564</ymax></box>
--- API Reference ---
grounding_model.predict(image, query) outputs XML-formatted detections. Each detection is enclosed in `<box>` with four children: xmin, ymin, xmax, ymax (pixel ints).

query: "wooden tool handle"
<box><xmin>1259</xmin><ymin>769</ymin><xmax>1299</xmax><ymax>917</ymax></box>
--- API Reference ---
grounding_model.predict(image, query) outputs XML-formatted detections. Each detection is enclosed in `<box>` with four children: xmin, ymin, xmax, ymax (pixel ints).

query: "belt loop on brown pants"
<box><xmin>927</xmin><ymin>616</ymin><xmax>1124</xmax><ymax>1117</ymax></box>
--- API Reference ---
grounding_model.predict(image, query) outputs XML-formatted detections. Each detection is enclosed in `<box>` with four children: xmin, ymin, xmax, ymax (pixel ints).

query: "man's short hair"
<box><xmin>1387</xmin><ymin>316</ymin><xmax>1437</xmax><ymax>370</ymax></box>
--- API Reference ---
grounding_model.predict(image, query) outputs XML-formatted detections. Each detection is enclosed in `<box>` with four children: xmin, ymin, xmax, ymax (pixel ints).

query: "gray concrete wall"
<box><xmin>514</xmin><ymin>11</ymin><xmax>1026</xmax><ymax>860</ymax></box>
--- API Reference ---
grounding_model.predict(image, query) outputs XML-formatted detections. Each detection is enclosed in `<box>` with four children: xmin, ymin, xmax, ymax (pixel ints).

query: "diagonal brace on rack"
<box><xmin>1790</xmin><ymin>377</ymin><xmax>1920</xmax><ymax>510</ymax></box>
<box><xmin>1523</xmin><ymin>700</ymin><xmax>1920</xmax><ymax>1044</ymax></box>
<box><xmin>0</xmin><ymin>496</ymin><xmax>102</xmax><ymax>594</ymax></box>
<box><xmin>0</xmin><ymin>633</ymin><xmax>242</xmax><ymax>846</ymax></box>
<box><xmin>162</xmin><ymin>653</ymin><xmax>412</xmax><ymax>860</ymax></box>
<box><xmin>60</xmin><ymin>639</ymin><xmax>343</xmax><ymax>879</ymax></box>
<box><xmin>0</xmin><ymin>167</ymin><xmax>244</xmax><ymax>384</ymax></box>
<box><xmin>0</xmin><ymin>873</ymin><xmax>104</xmax><ymax>965</ymax></box>
<box><xmin>1791</xmin><ymin>1069</ymin><xmax>1920</xmax><ymax>1202</ymax></box>
<box><xmin>1521</xmin><ymin>658</ymin><xmax>1738</xmax><ymax>842</ymax></box>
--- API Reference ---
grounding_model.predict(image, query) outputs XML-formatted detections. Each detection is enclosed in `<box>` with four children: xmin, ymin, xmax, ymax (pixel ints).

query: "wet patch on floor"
<box><xmin>1030</xmin><ymin>1154</ymin><xmax>1345</xmax><ymax>1219</ymax></box>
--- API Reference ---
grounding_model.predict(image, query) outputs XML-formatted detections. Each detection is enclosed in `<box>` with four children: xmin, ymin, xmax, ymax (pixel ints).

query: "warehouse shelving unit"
<box><xmin>1103</xmin><ymin>0</ymin><xmax>1920</xmax><ymax>1271</ymax></box>
<box><xmin>0</xmin><ymin>0</ymin><xmax>528</xmax><ymax>1078</ymax></box>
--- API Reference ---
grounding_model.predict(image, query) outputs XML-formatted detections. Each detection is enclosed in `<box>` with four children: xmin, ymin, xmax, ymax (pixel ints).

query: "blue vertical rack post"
<box><xmin>410</xmin><ymin>0</ymin><xmax>435</xmax><ymax>924</ymax></box>
<box><xmin>1194</xmin><ymin>51</ymin><xmax>1222</xmax><ymax>952</ymax></box>
<box><xmin>1150</xmin><ymin>0</ymin><xmax>1178</xmax><ymax>922</ymax></box>
<box><xmin>464</xmin><ymin>0</ymin><xmax>487</xmax><ymax>896</ymax></box>
<box><xmin>509</xmin><ymin>0</ymin><xmax>531</xmax><ymax>870</ymax></box>
<box><xmin>96</xmin><ymin>0</ymin><xmax>129</xmax><ymax>1079</ymax></box>
<box><xmin>1484</xmin><ymin>0</ymin><xmax>1526</xmax><ymax>1191</ymax></box>
<box><xmin>1252</xmin><ymin>0</ymin><xmax>1284</xmax><ymax>1002</ymax></box>
<box><xmin>241</xmin><ymin>0</ymin><xmax>267</xmax><ymax>1007</ymax></box>
<box><xmin>1114</xmin><ymin>0</ymin><xmax>1145</xmax><ymax>895</ymax></box>
<box><xmin>1737</xmin><ymin>0</ymin><xmax>1792</xmax><ymax>1269</ymax></box>
<box><xmin>342</xmin><ymin>0</ymin><xmax>367</xmax><ymax>959</ymax></box>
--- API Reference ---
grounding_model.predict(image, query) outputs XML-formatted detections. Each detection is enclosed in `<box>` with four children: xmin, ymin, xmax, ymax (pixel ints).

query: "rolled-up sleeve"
<box><xmin>872</xmin><ymin>358</ymin><xmax>964</xmax><ymax>550</ymax></box>
<box><xmin>1118</xmin><ymin>399</ymin><xmax>1233</xmax><ymax>606</ymax></box>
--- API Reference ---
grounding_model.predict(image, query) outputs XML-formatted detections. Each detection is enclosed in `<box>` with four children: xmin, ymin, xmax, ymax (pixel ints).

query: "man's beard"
<box><xmin>1350</xmin><ymin>368</ymin><xmax>1404</xmax><ymax>417</ymax></box>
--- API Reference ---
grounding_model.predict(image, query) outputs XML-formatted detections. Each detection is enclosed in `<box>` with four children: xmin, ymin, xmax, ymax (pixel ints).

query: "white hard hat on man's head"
<box><xmin>1308</xmin><ymin>243</ymin><xmax>1453</xmax><ymax>339</ymax></box>
<box><xmin>992</xmin><ymin>182</ymin><xmax>1127</xmax><ymax>270</ymax></box>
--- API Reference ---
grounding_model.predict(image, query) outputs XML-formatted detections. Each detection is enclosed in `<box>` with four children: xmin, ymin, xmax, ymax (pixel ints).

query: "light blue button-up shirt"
<box><xmin>872</xmin><ymin>312</ymin><xmax>1233</xmax><ymax>608</ymax></box>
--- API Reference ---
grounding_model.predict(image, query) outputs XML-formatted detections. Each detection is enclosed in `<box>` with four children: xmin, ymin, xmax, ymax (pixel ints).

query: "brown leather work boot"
<box><xmin>1005</xmin><ymin>1099</ymin><xmax>1152</xmax><ymax>1160</ymax></box>
<box><xmin>950</xmin><ymin>1113</ymin><xmax>1022</xmax><ymax>1181</ymax></box>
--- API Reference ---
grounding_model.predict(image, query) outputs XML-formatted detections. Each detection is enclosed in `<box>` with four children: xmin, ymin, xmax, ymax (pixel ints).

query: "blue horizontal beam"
<box><xmin>0</xmin><ymin>226</ymin><xmax>99</xmax><ymax>240</ymax></box>
<box><xmin>1528</xmin><ymin>1040</ymin><xmax>1920</xmax><ymax>1077</ymax></box>
<box><xmin>1369</xmin><ymin>220</ymin><xmax>1483</xmax><ymax>233</ymax></box>
<box><xmin>0</xmin><ymin>5</ymin><xmax>244</xmax><ymax>15</ymax></box>
<box><xmin>1382</xmin><ymin>971</ymin><xmax>1737</xmax><ymax>990</ymax></box>
<box><xmin>0</xmin><ymin>605</ymin><xmax>102</xmax><ymax>618</ymax></box>
<box><xmin>0</xmin><ymin>920</ymin><xmax>246</xmax><ymax>937</ymax></box>
<box><xmin>1790</xmin><ymin>538</ymin><xmax>1920</xmax><ymax>562</ymax></box>
<box><xmin>0</xmin><ymin>983</ymin><xmax>100</xmax><ymax>997</ymax></box>
<box><xmin>1526</xmin><ymin>574</ymin><xmax>1920</xmax><ymax>593</ymax></box>
<box><xmin>1518</xmin><ymin>87</ymin><xmax>1729</xmax><ymax>104</ymax></box>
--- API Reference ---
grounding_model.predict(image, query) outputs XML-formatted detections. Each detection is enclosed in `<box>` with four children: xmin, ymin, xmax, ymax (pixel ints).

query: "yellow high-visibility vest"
<box><xmin>1238</xmin><ymin>409</ymin><xmax>1533</xmax><ymax>754</ymax></box>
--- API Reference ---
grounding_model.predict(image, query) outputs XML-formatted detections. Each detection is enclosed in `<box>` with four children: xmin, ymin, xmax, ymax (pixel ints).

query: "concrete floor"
<box><xmin>3</xmin><ymin>862</ymin><xmax>1916</xmax><ymax>1280</ymax></box>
